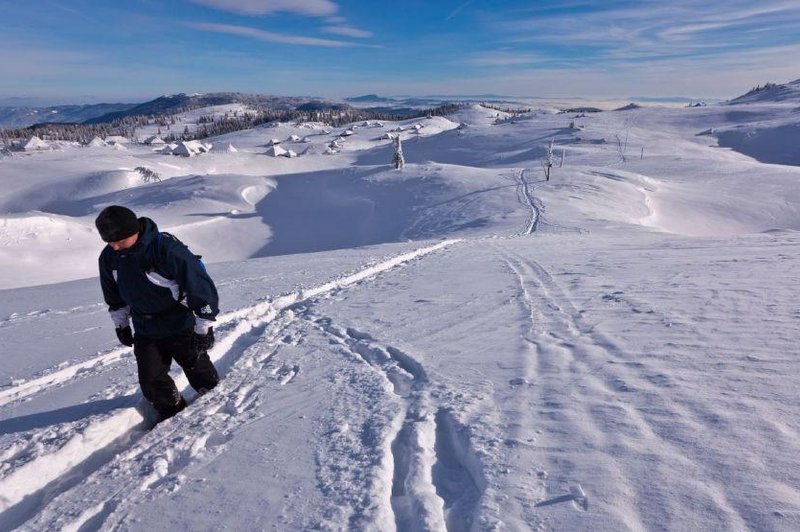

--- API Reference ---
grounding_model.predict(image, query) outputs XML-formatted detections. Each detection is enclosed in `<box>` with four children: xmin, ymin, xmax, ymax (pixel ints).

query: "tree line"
<box><xmin>0</xmin><ymin>103</ymin><xmax>468</xmax><ymax>146</ymax></box>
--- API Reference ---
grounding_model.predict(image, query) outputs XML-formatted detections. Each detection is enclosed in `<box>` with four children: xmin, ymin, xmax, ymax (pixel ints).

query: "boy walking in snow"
<box><xmin>95</xmin><ymin>205</ymin><xmax>219</xmax><ymax>422</ymax></box>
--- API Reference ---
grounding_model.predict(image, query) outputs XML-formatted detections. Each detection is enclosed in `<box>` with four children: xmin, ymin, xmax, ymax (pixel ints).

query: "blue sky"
<box><xmin>1</xmin><ymin>0</ymin><xmax>799</xmax><ymax>103</ymax></box>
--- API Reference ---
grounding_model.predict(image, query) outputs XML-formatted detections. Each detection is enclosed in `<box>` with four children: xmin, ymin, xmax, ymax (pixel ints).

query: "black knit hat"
<box><xmin>95</xmin><ymin>205</ymin><xmax>140</xmax><ymax>242</ymax></box>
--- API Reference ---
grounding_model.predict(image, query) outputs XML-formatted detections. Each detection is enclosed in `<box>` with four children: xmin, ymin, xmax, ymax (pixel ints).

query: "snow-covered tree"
<box><xmin>392</xmin><ymin>135</ymin><xmax>405</xmax><ymax>169</ymax></box>
<box><xmin>541</xmin><ymin>140</ymin><xmax>554</xmax><ymax>181</ymax></box>
<box><xmin>134</xmin><ymin>166</ymin><xmax>162</xmax><ymax>183</ymax></box>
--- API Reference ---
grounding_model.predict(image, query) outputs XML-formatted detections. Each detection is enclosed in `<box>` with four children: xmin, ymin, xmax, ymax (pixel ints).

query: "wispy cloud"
<box><xmin>189</xmin><ymin>0</ymin><xmax>338</xmax><ymax>17</ymax></box>
<box><xmin>463</xmin><ymin>43</ymin><xmax>800</xmax><ymax>98</ymax></box>
<box><xmin>496</xmin><ymin>0</ymin><xmax>800</xmax><ymax>63</ymax></box>
<box><xmin>446</xmin><ymin>1</ymin><xmax>473</xmax><ymax>21</ymax></box>
<box><xmin>322</xmin><ymin>25</ymin><xmax>373</xmax><ymax>38</ymax></box>
<box><xmin>466</xmin><ymin>51</ymin><xmax>544</xmax><ymax>67</ymax></box>
<box><xmin>47</xmin><ymin>1</ymin><xmax>106</xmax><ymax>26</ymax></box>
<box><xmin>188</xmin><ymin>22</ymin><xmax>358</xmax><ymax>47</ymax></box>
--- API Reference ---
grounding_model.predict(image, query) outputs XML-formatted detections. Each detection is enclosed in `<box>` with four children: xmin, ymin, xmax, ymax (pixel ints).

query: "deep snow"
<box><xmin>1</xmin><ymin>98</ymin><xmax>800</xmax><ymax>531</ymax></box>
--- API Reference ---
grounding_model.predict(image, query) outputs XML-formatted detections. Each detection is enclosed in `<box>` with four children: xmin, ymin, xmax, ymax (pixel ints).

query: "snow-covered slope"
<box><xmin>2</xmin><ymin>97</ymin><xmax>800</xmax><ymax>530</ymax></box>
<box><xmin>728</xmin><ymin>78</ymin><xmax>800</xmax><ymax>104</ymax></box>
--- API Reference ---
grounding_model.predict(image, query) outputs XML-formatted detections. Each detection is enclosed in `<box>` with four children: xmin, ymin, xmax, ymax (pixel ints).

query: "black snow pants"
<box><xmin>133</xmin><ymin>329</ymin><xmax>219</xmax><ymax>418</ymax></box>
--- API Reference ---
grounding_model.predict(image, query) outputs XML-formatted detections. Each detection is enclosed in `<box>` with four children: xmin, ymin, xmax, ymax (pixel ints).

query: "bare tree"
<box><xmin>614</xmin><ymin>111</ymin><xmax>640</xmax><ymax>163</ymax></box>
<box><xmin>615</xmin><ymin>133</ymin><xmax>628</xmax><ymax>163</ymax></box>
<box><xmin>541</xmin><ymin>139</ymin><xmax>554</xmax><ymax>181</ymax></box>
<box><xmin>392</xmin><ymin>135</ymin><xmax>405</xmax><ymax>169</ymax></box>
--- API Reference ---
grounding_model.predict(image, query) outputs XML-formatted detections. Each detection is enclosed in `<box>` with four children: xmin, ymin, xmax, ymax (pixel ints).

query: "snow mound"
<box><xmin>715</xmin><ymin>123</ymin><xmax>800</xmax><ymax>166</ymax></box>
<box><xmin>240</xmin><ymin>184</ymin><xmax>271</xmax><ymax>206</ymax></box>
<box><xmin>6</xmin><ymin>170</ymin><xmax>145</xmax><ymax>215</ymax></box>
<box><xmin>0</xmin><ymin>213</ymin><xmax>100</xmax><ymax>288</ymax></box>
<box><xmin>613</xmin><ymin>103</ymin><xmax>643</xmax><ymax>111</ymax></box>
<box><xmin>447</xmin><ymin>104</ymin><xmax>510</xmax><ymax>126</ymax></box>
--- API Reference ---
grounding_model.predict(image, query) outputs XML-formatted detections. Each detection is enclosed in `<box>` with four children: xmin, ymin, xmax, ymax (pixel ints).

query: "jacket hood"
<box><xmin>135</xmin><ymin>217</ymin><xmax>159</xmax><ymax>248</ymax></box>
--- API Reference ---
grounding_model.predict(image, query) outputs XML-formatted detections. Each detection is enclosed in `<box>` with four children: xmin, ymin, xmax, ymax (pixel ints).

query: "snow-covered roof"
<box><xmin>192</xmin><ymin>140</ymin><xmax>212</xmax><ymax>153</ymax></box>
<box><xmin>86</xmin><ymin>137</ymin><xmax>106</xmax><ymax>148</ymax></box>
<box><xmin>267</xmin><ymin>138</ymin><xmax>282</xmax><ymax>146</ymax></box>
<box><xmin>172</xmin><ymin>142</ymin><xmax>195</xmax><ymax>157</ymax></box>
<box><xmin>266</xmin><ymin>144</ymin><xmax>288</xmax><ymax>157</ymax></box>
<box><xmin>143</xmin><ymin>135</ymin><xmax>166</xmax><ymax>145</ymax></box>
<box><xmin>20</xmin><ymin>136</ymin><xmax>49</xmax><ymax>151</ymax></box>
<box><xmin>167</xmin><ymin>140</ymin><xmax>212</xmax><ymax>156</ymax></box>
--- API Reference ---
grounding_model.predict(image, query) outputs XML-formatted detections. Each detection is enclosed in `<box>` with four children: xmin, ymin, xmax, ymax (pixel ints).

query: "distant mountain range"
<box><xmin>2</xmin><ymin>80</ymin><xmax>797</xmax><ymax>130</ymax></box>
<box><xmin>345</xmin><ymin>94</ymin><xmax>393</xmax><ymax>103</ymax></box>
<box><xmin>345</xmin><ymin>94</ymin><xmax>534</xmax><ymax>111</ymax></box>
<box><xmin>0</xmin><ymin>92</ymin><xmax>454</xmax><ymax>129</ymax></box>
<box><xmin>0</xmin><ymin>103</ymin><xmax>136</xmax><ymax>129</ymax></box>
<box><xmin>81</xmin><ymin>92</ymin><xmax>314</xmax><ymax>124</ymax></box>
<box><xmin>0</xmin><ymin>93</ymin><xmax>319</xmax><ymax>129</ymax></box>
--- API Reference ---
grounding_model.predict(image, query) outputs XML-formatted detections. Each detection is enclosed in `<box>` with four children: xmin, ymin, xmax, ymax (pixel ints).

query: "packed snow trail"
<box><xmin>0</xmin><ymin>295</ymin><xmax>320</xmax><ymax>408</ymax></box>
<box><xmin>0</xmin><ymin>239</ymin><xmax>460</xmax><ymax>529</ymax></box>
<box><xmin>0</xmin><ymin>347</ymin><xmax>131</xmax><ymax>407</ymax></box>
<box><xmin>514</xmin><ymin>168</ymin><xmax>540</xmax><ymax>235</ymax></box>
<box><xmin>305</xmin><ymin>312</ymin><xmax>486</xmax><ymax>530</ymax></box>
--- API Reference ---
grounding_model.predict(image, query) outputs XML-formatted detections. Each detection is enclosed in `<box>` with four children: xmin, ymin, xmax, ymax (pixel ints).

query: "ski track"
<box><xmin>0</xmin><ymin>241</ymin><xmax>461</xmax><ymax>407</ymax></box>
<box><xmin>0</xmin><ymin>298</ymin><xmax>303</xmax><ymax>408</ymax></box>
<box><xmin>495</xmin><ymin>245</ymin><xmax>753</xmax><ymax>530</ymax></box>
<box><xmin>0</xmin><ymin>239</ymin><xmax>460</xmax><ymax>530</ymax></box>
<box><xmin>514</xmin><ymin>168</ymin><xmax>540</xmax><ymax>235</ymax></box>
<box><xmin>303</xmin><ymin>310</ymin><xmax>486</xmax><ymax>531</ymax></box>
<box><xmin>0</xmin><ymin>304</ymin><xmax>106</xmax><ymax>329</ymax></box>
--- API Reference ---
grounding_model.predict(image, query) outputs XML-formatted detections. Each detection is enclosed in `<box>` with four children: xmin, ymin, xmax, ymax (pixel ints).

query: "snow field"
<box><xmin>2</xmin><ymin>97</ymin><xmax>800</xmax><ymax>529</ymax></box>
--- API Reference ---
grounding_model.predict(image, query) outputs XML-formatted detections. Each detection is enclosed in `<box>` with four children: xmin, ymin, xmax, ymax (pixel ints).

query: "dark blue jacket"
<box><xmin>99</xmin><ymin>217</ymin><xmax>219</xmax><ymax>338</ymax></box>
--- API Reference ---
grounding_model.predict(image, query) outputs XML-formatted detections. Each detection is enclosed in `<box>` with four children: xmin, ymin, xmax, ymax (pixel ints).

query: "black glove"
<box><xmin>192</xmin><ymin>327</ymin><xmax>215</xmax><ymax>353</ymax></box>
<box><xmin>116</xmin><ymin>326</ymin><xmax>134</xmax><ymax>347</ymax></box>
